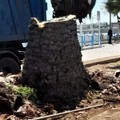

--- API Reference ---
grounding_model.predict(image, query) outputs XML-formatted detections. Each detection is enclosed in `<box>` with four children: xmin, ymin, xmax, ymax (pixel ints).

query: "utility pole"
<box><xmin>97</xmin><ymin>11</ymin><xmax>101</xmax><ymax>46</ymax></box>
<box><xmin>109</xmin><ymin>12</ymin><xmax>112</xmax><ymax>29</ymax></box>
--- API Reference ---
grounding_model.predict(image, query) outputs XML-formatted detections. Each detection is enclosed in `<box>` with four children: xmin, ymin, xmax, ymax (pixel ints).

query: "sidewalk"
<box><xmin>81</xmin><ymin>43</ymin><xmax>120</xmax><ymax>66</ymax></box>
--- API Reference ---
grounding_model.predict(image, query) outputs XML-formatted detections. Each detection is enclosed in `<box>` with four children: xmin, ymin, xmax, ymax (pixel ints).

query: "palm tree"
<box><xmin>105</xmin><ymin>0</ymin><xmax>120</xmax><ymax>15</ymax></box>
<box><xmin>105</xmin><ymin>0</ymin><xmax>120</xmax><ymax>29</ymax></box>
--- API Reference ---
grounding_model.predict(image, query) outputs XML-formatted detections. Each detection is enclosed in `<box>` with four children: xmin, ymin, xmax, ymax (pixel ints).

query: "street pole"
<box><xmin>98</xmin><ymin>20</ymin><xmax>101</xmax><ymax>46</ymax></box>
<box><xmin>109</xmin><ymin>12</ymin><xmax>112</xmax><ymax>29</ymax></box>
<box><xmin>79</xmin><ymin>22</ymin><xmax>84</xmax><ymax>46</ymax></box>
<box><xmin>90</xmin><ymin>18</ymin><xmax>94</xmax><ymax>47</ymax></box>
<box><xmin>97</xmin><ymin>11</ymin><xmax>101</xmax><ymax>47</ymax></box>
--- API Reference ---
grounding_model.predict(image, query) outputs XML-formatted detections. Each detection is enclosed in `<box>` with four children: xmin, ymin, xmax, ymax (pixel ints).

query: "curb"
<box><xmin>83</xmin><ymin>55</ymin><xmax>120</xmax><ymax>67</ymax></box>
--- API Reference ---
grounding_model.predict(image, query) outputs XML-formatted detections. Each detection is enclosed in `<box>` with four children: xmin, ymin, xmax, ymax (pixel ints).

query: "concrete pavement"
<box><xmin>81</xmin><ymin>43</ymin><xmax>120</xmax><ymax>66</ymax></box>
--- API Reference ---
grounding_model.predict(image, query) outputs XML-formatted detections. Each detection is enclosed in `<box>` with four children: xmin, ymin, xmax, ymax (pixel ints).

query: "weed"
<box><xmin>10</xmin><ymin>85</ymin><xmax>39</xmax><ymax>103</ymax></box>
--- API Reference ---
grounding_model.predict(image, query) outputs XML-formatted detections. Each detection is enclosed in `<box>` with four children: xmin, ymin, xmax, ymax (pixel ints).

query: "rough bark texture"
<box><xmin>22</xmin><ymin>16</ymin><xmax>89</xmax><ymax>110</ymax></box>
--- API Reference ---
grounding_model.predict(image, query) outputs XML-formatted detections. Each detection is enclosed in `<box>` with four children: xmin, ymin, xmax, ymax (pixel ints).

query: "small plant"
<box><xmin>11</xmin><ymin>85</ymin><xmax>38</xmax><ymax>102</ymax></box>
<box><xmin>14</xmin><ymin>86</ymin><xmax>33</xmax><ymax>98</ymax></box>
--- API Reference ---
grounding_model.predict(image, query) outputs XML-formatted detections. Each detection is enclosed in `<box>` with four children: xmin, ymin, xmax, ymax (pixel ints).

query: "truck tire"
<box><xmin>0</xmin><ymin>57</ymin><xmax>20</xmax><ymax>75</ymax></box>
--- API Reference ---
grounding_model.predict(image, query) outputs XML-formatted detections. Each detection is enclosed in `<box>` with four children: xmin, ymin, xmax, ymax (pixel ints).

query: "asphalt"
<box><xmin>81</xmin><ymin>43</ymin><xmax>120</xmax><ymax>66</ymax></box>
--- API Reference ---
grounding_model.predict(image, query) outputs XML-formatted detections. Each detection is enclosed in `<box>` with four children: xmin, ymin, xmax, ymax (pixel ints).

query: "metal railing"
<box><xmin>78</xmin><ymin>34</ymin><xmax>103</xmax><ymax>47</ymax></box>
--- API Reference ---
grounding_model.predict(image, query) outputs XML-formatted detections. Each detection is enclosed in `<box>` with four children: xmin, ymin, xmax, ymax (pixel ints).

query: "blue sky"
<box><xmin>46</xmin><ymin>0</ymin><xmax>117</xmax><ymax>24</ymax></box>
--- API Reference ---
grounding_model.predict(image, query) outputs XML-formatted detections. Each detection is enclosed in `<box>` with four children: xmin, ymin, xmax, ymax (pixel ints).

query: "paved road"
<box><xmin>81</xmin><ymin>43</ymin><xmax>120</xmax><ymax>66</ymax></box>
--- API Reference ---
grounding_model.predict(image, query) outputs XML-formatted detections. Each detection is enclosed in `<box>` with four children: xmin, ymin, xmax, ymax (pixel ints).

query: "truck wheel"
<box><xmin>0</xmin><ymin>57</ymin><xmax>20</xmax><ymax>75</ymax></box>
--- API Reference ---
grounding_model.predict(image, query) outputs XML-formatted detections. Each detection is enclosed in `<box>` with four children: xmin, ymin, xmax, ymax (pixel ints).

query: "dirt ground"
<box><xmin>57</xmin><ymin>60</ymin><xmax>120</xmax><ymax>120</ymax></box>
<box><xmin>1</xmin><ymin>60</ymin><xmax>120</xmax><ymax>120</ymax></box>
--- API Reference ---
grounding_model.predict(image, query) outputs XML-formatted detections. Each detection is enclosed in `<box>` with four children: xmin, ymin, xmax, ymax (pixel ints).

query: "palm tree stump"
<box><xmin>22</xmin><ymin>16</ymin><xmax>90</xmax><ymax>110</ymax></box>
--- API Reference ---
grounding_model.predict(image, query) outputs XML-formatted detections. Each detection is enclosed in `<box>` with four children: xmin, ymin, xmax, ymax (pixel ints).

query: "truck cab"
<box><xmin>0</xmin><ymin>0</ymin><xmax>47</xmax><ymax>74</ymax></box>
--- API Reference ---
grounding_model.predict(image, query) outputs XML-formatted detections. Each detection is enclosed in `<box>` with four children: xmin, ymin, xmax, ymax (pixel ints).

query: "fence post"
<box><xmin>91</xmin><ymin>34</ymin><xmax>94</xmax><ymax>47</ymax></box>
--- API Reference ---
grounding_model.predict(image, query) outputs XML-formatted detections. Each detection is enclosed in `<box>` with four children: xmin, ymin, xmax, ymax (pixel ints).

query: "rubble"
<box><xmin>0</xmin><ymin>74</ymin><xmax>45</xmax><ymax>119</ymax></box>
